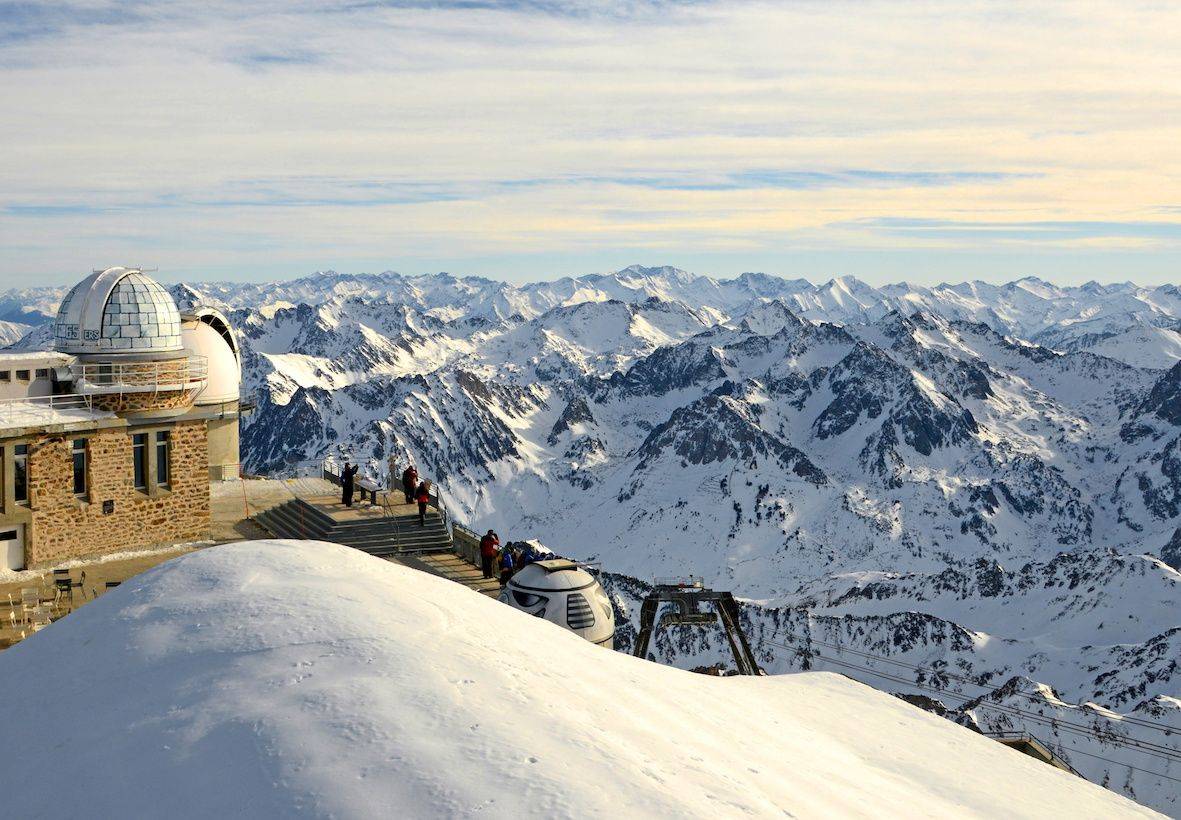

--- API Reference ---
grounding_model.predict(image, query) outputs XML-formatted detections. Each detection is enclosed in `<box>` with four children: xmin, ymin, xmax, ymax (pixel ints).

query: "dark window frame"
<box><xmin>132</xmin><ymin>433</ymin><xmax>148</xmax><ymax>491</ymax></box>
<box><xmin>72</xmin><ymin>438</ymin><xmax>88</xmax><ymax>497</ymax></box>
<box><xmin>15</xmin><ymin>369</ymin><xmax>30</xmax><ymax>381</ymax></box>
<box><xmin>14</xmin><ymin>443</ymin><xmax>28</xmax><ymax>504</ymax></box>
<box><xmin>155</xmin><ymin>430</ymin><xmax>170</xmax><ymax>488</ymax></box>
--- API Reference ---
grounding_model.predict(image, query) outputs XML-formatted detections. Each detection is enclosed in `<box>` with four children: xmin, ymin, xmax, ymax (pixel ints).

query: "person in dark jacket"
<box><xmin>518</xmin><ymin>542</ymin><xmax>547</xmax><ymax>567</ymax></box>
<box><xmin>402</xmin><ymin>465</ymin><xmax>418</xmax><ymax>504</ymax></box>
<box><xmin>341</xmin><ymin>462</ymin><xmax>359</xmax><ymax>507</ymax></box>
<box><xmin>479</xmin><ymin>530</ymin><xmax>500</xmax><ymax>579</ymax></box>
<box><xmin>416</xmin><ymin>481</ymin><xmax>431</xmax><ymax>526</ymax></box>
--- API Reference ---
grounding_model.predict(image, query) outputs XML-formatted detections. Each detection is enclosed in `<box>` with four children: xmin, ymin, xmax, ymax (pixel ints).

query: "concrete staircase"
<box><xmin>254</xmin><ymin>498</ymin><xmax>452</xmax><ymax>557</ymax></box>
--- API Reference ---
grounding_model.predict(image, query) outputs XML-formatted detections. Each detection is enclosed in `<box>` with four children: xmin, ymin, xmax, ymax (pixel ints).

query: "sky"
<box><xmin>1</xmin><ymin>0</ymin><xmax>1180</xmax><ymax>288</ymax></box>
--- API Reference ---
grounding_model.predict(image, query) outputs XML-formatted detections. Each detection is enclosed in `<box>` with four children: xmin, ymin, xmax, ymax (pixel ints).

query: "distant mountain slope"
<box><xmin>0</xmin><ymin>541</ymin><xmax>1156</xmax><ymax>819</ymax></box>
<box><xmin>8</xmin><ymin>266</ymin><xmax>1181</xmax><ymax>365</ymax></box>
<box><xmin>5</xmin><ymin>265</ymin><xmax>1181</xmax><ymax>811</ymax></box>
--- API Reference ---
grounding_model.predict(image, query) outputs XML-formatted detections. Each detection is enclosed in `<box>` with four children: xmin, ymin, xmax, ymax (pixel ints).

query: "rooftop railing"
<box><xmin>0</xmin><ymin>393</ymin><xmax>104</xmax><ymax>430</ymax></box>
<box><xmin>69</xmin><ymin>355</ymin><xmax>208</xmax><ymax>395</ymax></box>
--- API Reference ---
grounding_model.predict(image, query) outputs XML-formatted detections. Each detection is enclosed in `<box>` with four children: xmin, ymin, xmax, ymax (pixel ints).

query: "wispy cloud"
<box><xmin>0</xmin><ymin>0</ymin><xmax>1179</xmax><ymax>285</ymax></box>
<box><xmin>848</xmin><ymin>218</ymin><xmax>1181</xmax><ymax>245</ymax></box>
<box><xmin>3</xmin><ymin>167</ymin><xmax>1029</xmax><ymax>217</ymax></box>
<box><xmin>613</xmin><ymin>170</ymin><xmax>1030</xmax><ymax>192</ymax></box>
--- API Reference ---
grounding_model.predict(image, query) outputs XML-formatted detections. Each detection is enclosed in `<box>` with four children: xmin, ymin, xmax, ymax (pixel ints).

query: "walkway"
<box><xmin>398</xmin><ymin>552</ymin><xmax>502</xmax><ymax>597</ymax></box>
<box><xmin>222</xmin><ymin>476</ymin><xmax>497</xmax><ymax>595</ymax></box>
<box><xmin>252</xmin><ymin>481</ymin><xmax>454</xmax><ymax>557</ymax></box>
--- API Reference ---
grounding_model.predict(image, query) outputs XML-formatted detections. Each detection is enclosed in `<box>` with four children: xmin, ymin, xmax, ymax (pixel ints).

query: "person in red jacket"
<box><xmin>402</xmin><ymin>465</ymin><xmax>418</xmax><ymax>504</ymax></box>
<box><xmin>416</xmin><ymin>481</ymin><xmax>431</xmax><ymax>526</ymax></box>
<box><xmin>479</xmin><ymin>529</ymin><xmax>500</xmax><ymax>579</ymax></box>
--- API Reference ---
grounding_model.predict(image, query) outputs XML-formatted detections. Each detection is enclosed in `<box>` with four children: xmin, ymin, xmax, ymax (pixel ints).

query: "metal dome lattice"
<box><xmin>53</xmin><ymin>267</ymin><xmax>183</xmax><ymax>355</ymax></box>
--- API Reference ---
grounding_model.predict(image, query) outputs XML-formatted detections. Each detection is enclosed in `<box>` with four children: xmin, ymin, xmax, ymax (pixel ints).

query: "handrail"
<box><xmin>982</xmin><ymin>731</ymin><xmax>1084</xmax><ymax>777</ymax></box>
<box><xmin>69</xmin><ymin>355</ymin><xmax>208</xmax><ymax>394</ymax></box>
<box><xmin>0</xmin><ymin>392</ymin><xmax>101</xmax><ymax>427</ymax></box>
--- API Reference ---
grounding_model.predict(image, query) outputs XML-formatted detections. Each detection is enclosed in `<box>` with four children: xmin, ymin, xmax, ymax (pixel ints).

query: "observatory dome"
<box><xmin>181</xmin><ymin>309</ymin><xmax>240</xmax><ymax>405</ymax></box>
<box><xmin>53</xmin><ymin>267</ymin><xmax>183</xmax><ymax>355</ymax></box>
<box><xmin>499</xmin><ymin>559</ymin><xmax>615</xmax><ymax>648</ymax></box>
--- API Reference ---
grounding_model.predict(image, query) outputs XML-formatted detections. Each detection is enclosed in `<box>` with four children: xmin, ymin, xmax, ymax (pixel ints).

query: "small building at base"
<box><xmin>0</xmin><ymin>267</ymin><xmax>244</xmax><ymax>570</ymax></box>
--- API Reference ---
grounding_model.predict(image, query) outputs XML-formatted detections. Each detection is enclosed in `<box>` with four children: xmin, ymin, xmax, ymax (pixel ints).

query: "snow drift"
<box><xmin>0</xmin><ymin>540</ymin><xmax>1159</xmax><ymax>818</ymax></box>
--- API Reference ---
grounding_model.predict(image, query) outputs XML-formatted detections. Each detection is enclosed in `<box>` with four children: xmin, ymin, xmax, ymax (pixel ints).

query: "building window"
<box><xmin>72</xmin><ymin>439</ymin><xmax>88</xmax><ymax>496</ymax></box>
<box><xmin>35</xmin><ymin>368</ymin><xmax>49</xmax><ymax>379</ymax></box>
<box><xmin>14</xmin><ymin>444</ymin><xmax>28</xmax><ymax>503</ymax></box>
<box><xmin>155</xmin><ymin>431</ymin><xmax>170</xmax><ymax>488</ymax></box>
<box><xmin>15</xmin><ymin>369</ymin><xmax>29</xmax><ymax>381</ymax></box>
<box><xmin>132</xmin><ymin>433</ymin><xmax>148</xmax><ymax>490</ymax></box>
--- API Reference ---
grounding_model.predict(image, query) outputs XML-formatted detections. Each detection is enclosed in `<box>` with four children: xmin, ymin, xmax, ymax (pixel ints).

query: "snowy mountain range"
<box><xmin>5</xmin><ymin>265</ymin><xmax>1181</xmax><ymax>812</ymax></box>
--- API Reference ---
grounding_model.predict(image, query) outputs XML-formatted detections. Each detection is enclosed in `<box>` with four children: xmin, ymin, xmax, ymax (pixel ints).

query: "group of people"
<box><xmin>479</xmin><ymin>530</ymin><xmax>545</xmax><ymax>586</ymax></box>
<box><xmin>338</xmin><ymin>459</ymin><xmax>432</xmax><ymax>526</ymax></box>
<box><xmin>338</xmin><ymin>456</ymin><xmax>545</xmax><ymax>577</ymax></box>
<box><xmin>400</xmin><ymin>465</ymin><xmax>431</xmax><ymax>526</ymax></box>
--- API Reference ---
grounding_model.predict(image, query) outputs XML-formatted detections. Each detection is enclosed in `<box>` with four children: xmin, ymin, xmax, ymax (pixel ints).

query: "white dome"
<box><xmin>182</xmin><ymin>318</ymin><xmax>240</xmax><ymax>405</ymax></box>
<box><xmin>499</xmin><ymin>559</ymin><xmax>615</xmax><ymax>648</ymax></box>
<box><xmin>509</xmin><ymin>560</ymin><xmax>597</xmax><ymax>592</ymax></box>
<box><xmin>54</xmin><ymin>267</ymin><xmax>183</xmax><ymax>355</ymax></box>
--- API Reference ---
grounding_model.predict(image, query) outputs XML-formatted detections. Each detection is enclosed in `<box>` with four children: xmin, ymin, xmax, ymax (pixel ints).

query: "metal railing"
<box><xmin>0</xmin><ymin>393</ymin><xmax>102</xmax><ymax>428</ymax></box>
<box><xmin>452</xmin><ymin>521</ymin><xmax>483</xmax><ymax>566</ymax></box>
<box><xmin>982</xmin><ymin>731</ymin><xmax>1083</xmax><ymax>777</ymax></box>
<box><xmin>293</xmin><ymin>458</ymin><xmax>573</xmax><ymax>568</ymax></box>
<box><xmin>69</xmin><ymin>355</ymin><xmax>208</xmax><ymax>395</ymax></box>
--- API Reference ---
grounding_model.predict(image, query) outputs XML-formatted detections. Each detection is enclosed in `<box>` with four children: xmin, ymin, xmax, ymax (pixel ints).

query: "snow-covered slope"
<box><xmin>0</xmin><ymin>319</ymin><xmax>33</xmax><ymax>347</ymax></box>
<box><xmin>0</xmin><ymin>540</ymin><xmax>1156</xmax><ymax>819</ymax></box>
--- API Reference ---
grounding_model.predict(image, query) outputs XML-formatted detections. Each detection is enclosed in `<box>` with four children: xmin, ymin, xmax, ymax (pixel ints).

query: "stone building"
<box><xmin>0</xmin><ymin>267</ymin><xmax>244</xmax><ymax>569</ymax></box>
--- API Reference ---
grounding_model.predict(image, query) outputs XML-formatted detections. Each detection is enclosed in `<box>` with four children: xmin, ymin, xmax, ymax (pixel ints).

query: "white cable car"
<box><xmin>499</xmin><ymin>559</ymin><xmax>615</xmax><ymax>648</ymax></box>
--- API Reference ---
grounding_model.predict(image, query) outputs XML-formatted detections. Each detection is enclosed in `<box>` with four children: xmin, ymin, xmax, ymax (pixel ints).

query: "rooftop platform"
<box><xmin>0</xmin><ymin>351</ymin><xmax>71</xmax><ymax>364</ymax></box>
<box><xmin>0</xmin><ymin>394</ymin><xmax>117</xmax><ymax>436</ymax></box>
<box><xmin>291</xmin><ymin>493</ymin><xmax>421</xmax><ymax>522</ymax></box>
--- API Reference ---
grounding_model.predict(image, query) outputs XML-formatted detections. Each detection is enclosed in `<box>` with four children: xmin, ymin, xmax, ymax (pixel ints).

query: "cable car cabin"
<box><xmin>499</xmin><ymin>559</ymin><xmax>615</xmax><ymax>648</ymax></box>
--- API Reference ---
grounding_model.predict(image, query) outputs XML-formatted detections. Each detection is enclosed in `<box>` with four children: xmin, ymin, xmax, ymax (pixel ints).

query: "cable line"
<box><xmin>756</xmin><ymin>637</ymin><xmax>1181</xmax><ymax>767</ymax></box>
<box><xmin>792</xmin><ymin>632</ymin><xmax>1178</xmax><ymax>735</ymax></box>
<box><xmin>759</xmin><ymin>630</ymin><xmax>1179</xmax><ymax>738</ymax></box>
<box><xmin>1054</xmin><ymin>745</ymin><xmax>1181</xmax><ymax>786</ymax></box>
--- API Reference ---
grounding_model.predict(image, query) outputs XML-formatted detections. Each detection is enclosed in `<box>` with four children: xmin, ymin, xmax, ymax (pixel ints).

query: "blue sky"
<box><xmin>1</xmin><ymin>0</ymin><xmax>1179</xmax><ymax>287</ymax></box>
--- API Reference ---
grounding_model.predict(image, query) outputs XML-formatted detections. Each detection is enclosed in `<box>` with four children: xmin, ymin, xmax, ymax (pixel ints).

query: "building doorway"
<box><xmin>1</xmin><ymin>526</ymin><xmax>25</xmax><ymax>571</ymax></box>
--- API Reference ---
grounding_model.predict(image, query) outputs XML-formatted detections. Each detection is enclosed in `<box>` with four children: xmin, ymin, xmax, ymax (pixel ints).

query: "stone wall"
<box><xmin>23</xmin><ymin>420</ymin><xmax>210</xmax><ymax>565</ymax></box>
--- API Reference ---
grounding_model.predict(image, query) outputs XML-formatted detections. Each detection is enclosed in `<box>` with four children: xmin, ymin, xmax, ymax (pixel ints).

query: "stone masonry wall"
<box><xmin>24</xmin><ymin>420</ymin><xmax>210</xmax><ymax>565</ymax></box>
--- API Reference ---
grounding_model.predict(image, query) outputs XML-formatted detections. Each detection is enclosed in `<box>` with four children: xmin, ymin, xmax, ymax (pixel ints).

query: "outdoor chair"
<box><xmin>30</xmin><ymin>605</ymin><xmax>52</xmax><ymax>632</ymax></box>
<box><xmin>54</xmin><ymin>576</ymin><xmax>74</xmax><ymax>608</ymax></box>
<box><xmin>20</xmin><ymin>588</ymin><xmax>39</xmax><ymax>620</ymax></box>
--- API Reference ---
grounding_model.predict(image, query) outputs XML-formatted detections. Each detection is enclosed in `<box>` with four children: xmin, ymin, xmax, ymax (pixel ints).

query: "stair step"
<box><xmin>260</xmin><ymin>506</ymin><xmax>330</xmax><ymax>539</ymax></box>
<box><xmin>253</xmin><ymin>498</ymin><xmax>453</xmax><ymax>556</ymax></box>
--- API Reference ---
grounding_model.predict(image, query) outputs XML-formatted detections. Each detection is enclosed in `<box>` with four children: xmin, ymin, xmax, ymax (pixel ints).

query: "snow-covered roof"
<box><xmin>53</xmin><ymin>267</ymin><xmax>183</xmax><ymax>355</ymax></box>
<box><xmin>0</xmin><ymin>351</ymin><xmax>71</xmax><ymax>365</ymax></box>
<box><xmin>0</xmin><ymin>540</ymin><xmax>1153</xmax><ymax>818</ymax></box>
<box><xmin>0</xmin><ymin>398</ymin><xmax>113</xmax><ymax>433</ymax></box>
